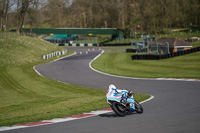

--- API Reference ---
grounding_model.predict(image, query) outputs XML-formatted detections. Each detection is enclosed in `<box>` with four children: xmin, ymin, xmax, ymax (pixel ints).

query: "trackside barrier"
<box><xmin>42</xmin><ymin>50</ymin><xmax>67</xmax><ymax>60</ymax></box>
<box><xmin>68</xmin><ymin>43</ymin><xmax>99</xmax><ymax>47</ymax></box>
<box><xmin>102</xmin><ymin>43</ymin><xmax>131</xmax><ymax>46</ymax></box>
<box><xmin>131</xmin><ymin>46</ymin><xmax>200</xmax><ymax>60</ymax></box>
<box><xmin>126</xmin><ymin>48</ymin><xmax>147</xmax><ymax>53</ymax></box>
<box><xmin>126</xmin><ymin>49</ymin><xmax>137</xmax><ymax>52</ymax></box>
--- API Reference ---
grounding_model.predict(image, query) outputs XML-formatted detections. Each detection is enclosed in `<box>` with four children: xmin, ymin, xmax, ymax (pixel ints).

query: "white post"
<box><xmin>166</xmin><ymin>42</ymin><xmax>170</xmax><ymax>54</ymax></box>
<box><xmin>157</xmin><ymin>42</ymin><xmax>159</xmax><ymax>55</ymax></box>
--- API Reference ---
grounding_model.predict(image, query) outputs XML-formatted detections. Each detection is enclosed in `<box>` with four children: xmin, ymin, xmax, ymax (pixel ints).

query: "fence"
<box><xmin>131</xmin><ymin>46</ymin><xmax>200</xmax><ymax>60</ymax></box>
<box><xmin>42</xmin><ymin>50</ymin><xmax>68</xmax><ymax>60</ymax></box>
<box><xmin>126</xmin><ymin>41</ymin><xmax>147</xmax><ymax>53</ymax></box>
<box><xmin>12</xmin><ymin>28</ymin><xmax>123</xmax><ymax>37</ymax></box>
<box><xmin>68</xmin><ymin>43</ymin><xmax>99</xmax><ymax>47</ymax></box>
<box><xmin>44</xmin><ymin>38</ymin><xmax>77</xmax><ymax>44</ymax></box>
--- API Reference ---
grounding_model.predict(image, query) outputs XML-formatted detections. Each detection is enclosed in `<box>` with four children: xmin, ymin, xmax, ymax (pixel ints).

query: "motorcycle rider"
<box><xmin>106</xmin><ymin>84</ymin><xmax>142</xmax><ymax>116</ymax></box>
<box><xmin>106</xmin><ymin>84</ymin><xmax>132</xmax><ymax>105</ymax></box>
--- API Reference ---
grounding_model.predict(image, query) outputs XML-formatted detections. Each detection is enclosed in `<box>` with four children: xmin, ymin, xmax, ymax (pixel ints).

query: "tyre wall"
<box><xmin>131</xmin><ymin>47</ymin><xmax>200</xmax><ymax>60</ymax></box>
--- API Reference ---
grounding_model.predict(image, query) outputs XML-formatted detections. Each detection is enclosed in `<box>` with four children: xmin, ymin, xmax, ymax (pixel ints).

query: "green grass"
<box><xmin>191</xmin><ymin>40</ymin><xmax>200</xmax><ymax>47</ymax></box>
<box><xmin>0</xmin><ymin>36</ymin><xmax>107</xmax><ymax>126</ymax></box>
<box><xmin>0</xmin><ymin>36</ymin><xmax>150</xmax><ymax>126</ymax></box>
<box><xmin>0</xmin><ymin>32</ymin><xmax>20</xmax><ymax>39</ymax></box>
<box><xmin>92</xmin><ymin>41</ymin><xmax>200</xmax><ymax>79</ymax></box>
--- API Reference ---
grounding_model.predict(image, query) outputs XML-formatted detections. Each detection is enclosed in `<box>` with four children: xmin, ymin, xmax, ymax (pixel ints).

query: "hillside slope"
<box><xmin>0</xmin><ymin>36</ymin><xmax>63</xmax><ymax>67</ymax></box>
<box><xmin>0</xmin><ymin>36</ymin><xmax>109</xmax><ymax>126</ymax></box>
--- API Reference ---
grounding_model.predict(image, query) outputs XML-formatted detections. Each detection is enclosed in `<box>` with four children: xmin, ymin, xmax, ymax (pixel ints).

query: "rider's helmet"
<box><xmin>109</xmin><ymin>84</ymin><xmax>116</xmax><ymax>90</ymax></box>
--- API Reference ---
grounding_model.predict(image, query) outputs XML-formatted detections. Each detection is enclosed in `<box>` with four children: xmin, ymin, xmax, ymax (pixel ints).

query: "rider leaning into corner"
<box><xmin>106</xmin><ymin>84</ymin><xmax>143</xmax><ymax>116</ymax></box>
<box><xmin>106</xmin><ymin>84</ymin><xmax>132</xmax><ymax>105</ymax></box>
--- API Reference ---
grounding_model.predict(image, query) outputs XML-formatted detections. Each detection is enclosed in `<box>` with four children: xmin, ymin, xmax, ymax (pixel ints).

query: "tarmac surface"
<box><xmin>2</xmin><ymin>47</ymin><xmax>200</xmax><ymax>133</ymax></box>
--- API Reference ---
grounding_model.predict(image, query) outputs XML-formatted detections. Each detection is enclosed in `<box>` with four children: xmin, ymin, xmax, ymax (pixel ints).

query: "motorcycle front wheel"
<box><xmin>111</xmin><ymin>102</ymin><xmax>126</xmax><ymax>117</ymax></box>
<box><xmin>134</xmin><ymin>101</ymin><xmax>143</xmax><ymax>114</ymax></box>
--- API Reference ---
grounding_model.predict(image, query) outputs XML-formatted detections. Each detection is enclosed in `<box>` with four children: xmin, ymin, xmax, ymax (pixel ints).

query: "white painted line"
<box><xmin>6</xmin><ymin>49</ymin><xmax>156</xmax><ymax>133</ymax></box>
<box><xmin>139</xmin><ymin>95</ymin><xmax>154</xmax><ymax>104</ymax></box>
<box><xmin>33</xmin><ymin>52</ymin><xmax>76</xmax><ymax>77</ymax></box>
<box><xmin>33</xmin><ymin>66</ymin><xmax>44</xmax><ymax>77</ymax></box>
<box><xmin>84</xmin><ymin>110</ymin><xmax>112</xmax><ymax>115</ymax></box>
<box><xmin>89</xmin><ymin>50</ymin><xmax>151</xmax><ymax>81</ymax></box>
<box><xmin>0</xmin><ymin>126</ymin><xmax>28</xmax><ymax>132</ymax></box>
<box><xmin>42</xmin><ymin>118</ymin><xmax>78</xmax><ymax>123</ymax></box>
<box><xmin>53</xmin><ymin>52</ymin><xmax>76</xmax><ymax>62</ymax></box>
<box><xmin>0</xmin><ymin>95</ymin><xmax>154</xmax><ymax>132</ymax></box>
<box><xmin>155</xmin><ymin>78</ymin><xmax>200</xmax><ymax>82</ymax></box>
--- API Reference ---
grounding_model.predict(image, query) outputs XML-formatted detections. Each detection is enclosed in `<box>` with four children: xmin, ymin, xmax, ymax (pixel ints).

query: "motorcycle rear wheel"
<box><xmin>111</xmin><ymin>102</ymin><xmax>126</xmax><ymax>117</ymax></box>
<box><xmin>135</xmin><ymin>101</ymin><xmax>143</xmax><ymax>114</ymax></box>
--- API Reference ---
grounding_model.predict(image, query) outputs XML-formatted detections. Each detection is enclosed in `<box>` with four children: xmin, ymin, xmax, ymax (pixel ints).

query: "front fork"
<box><xmin>127</xmin><ymin>98</ymin><xmax>135</xmax><ymax>111</ymax></box>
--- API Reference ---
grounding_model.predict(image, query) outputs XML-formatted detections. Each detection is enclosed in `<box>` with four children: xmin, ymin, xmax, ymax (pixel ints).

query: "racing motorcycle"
<box><xmin>106</xmin><ymin>86</ymin><xmax>143</xmax><ymax>117</ymax></box>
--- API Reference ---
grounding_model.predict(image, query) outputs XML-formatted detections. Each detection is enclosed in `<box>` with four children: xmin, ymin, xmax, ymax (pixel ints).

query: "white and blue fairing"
<box><xmin>106</xmin><ymin>87</ymin><xmax>135</xmax><ymax>111</ymax></box>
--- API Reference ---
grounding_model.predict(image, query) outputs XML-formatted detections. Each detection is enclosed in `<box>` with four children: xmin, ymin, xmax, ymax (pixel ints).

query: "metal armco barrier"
<box><xmin>132</xmin><ymin>46</ymin><xmax>200</xmax><ymax>60</ymax></box>
<box><xmin>68</xmin><ymin>43</ymin><xmax>99</xmax><ymax>47</ymax></box>
<box><xmin>42</xmin><ymin>50</ymin><xmax>67</xmax><ymax>60</ymax></box>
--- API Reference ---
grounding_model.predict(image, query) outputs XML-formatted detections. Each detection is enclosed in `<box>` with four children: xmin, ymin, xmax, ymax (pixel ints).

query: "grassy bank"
<box><xmin>0</xmin><ymin>36</ymin><xmax>149</xmax><ymax>126</ymax></box>
<box><xmin>92</xmin><ymin>41</ymin><xmax>200</xmax><ymax>79</ymax></box>
<box><xmin>0</xmin><ymin>36</ymin><xmax>108</xmax><ymax>126</ymax></box>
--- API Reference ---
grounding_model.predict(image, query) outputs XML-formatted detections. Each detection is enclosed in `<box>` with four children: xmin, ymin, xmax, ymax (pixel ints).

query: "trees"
<box><xmin>0</xmin><ymin>0</ymin><xmax>14</xmax><ymax>31</ymax></box>
<box><xmin>27</xmin><ymin>0</ymin><xmax>41</xmax><ymax>32</ymax></box>
<box><xmin>42</xmin><ymin>0</ymin><xmax>70</xmax><ymax>28</ymax></box>
<box><xmin>1</xmin><ymin>0</ymin><xmax>200</xmax><ymax>33</ymax></box>
<box><xmin>15</xmin><ymin>0</ymin><xmax>31</xmax><ymax>34</ymax></box>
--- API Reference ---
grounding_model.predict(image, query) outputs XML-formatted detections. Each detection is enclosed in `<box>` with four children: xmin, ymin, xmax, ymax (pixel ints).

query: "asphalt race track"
<box><xmin>3</xmin><ymin>47</ymin><xmax>200</xmax><ymax>133</ymax></box>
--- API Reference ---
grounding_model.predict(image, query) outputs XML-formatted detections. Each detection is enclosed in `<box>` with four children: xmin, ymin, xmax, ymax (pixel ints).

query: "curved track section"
<box><xmin>3</xmin><ymin>47</ymin><xmax>200</xmax><ymax>133</ymax></box>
